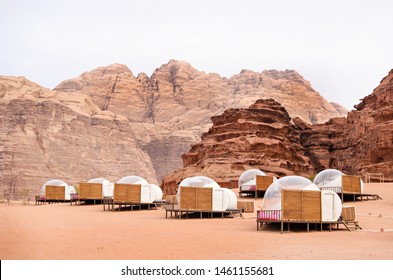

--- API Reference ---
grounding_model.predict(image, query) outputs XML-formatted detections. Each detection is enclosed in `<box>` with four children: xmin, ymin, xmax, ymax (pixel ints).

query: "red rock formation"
<box><xmin>301</xmin><ymin>69</ymin><xmax>393</xmax><ymax>181</ymax></box>
<box><xmin>161</xmin><ymin>99</ymin><xmax>315</xmax><ymax>194</ymax></box>
<box><xmin>162</xmin><ymin>69</ymin><xmax>393</xmax><ymax>193</ymax></box>
<box><xmin>54</xmin><ymin>60</ymin><xmax>344</xmax><ymax>183</ymax></box>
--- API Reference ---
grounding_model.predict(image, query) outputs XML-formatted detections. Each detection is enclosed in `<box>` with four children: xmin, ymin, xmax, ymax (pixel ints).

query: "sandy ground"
<box><xmin>1</xmin><ymin>183</ymin><xmax>392</xmax><ymax>260</ymax></box>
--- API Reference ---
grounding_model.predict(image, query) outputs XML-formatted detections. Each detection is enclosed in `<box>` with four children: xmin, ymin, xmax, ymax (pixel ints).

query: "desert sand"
<box><xmin>0</xmin><ymin>183</ymin><xmax>392</xmax><ymax>260</ymax></box>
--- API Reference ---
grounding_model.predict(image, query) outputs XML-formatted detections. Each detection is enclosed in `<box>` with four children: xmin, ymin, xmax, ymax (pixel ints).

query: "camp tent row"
<box><xmin>37</xmin><ymin>168</ymin><xmax>378</xmax><ymax>231</ymax></box>
<box><xmin>258</xmin><ymin>175</ymin><xmax>342</xmax><ymax>225</ymax></box>
<box><xmin>239</xmin><ymin>168</ymin><xmax>381</xmax><ymax>201</ymax></box>
<box><xmin>237</xmin><ymin>169</ymin><xmax>375</xmax><ymax>232</ymax></box>
<box><xmin>39</xmin><ymin>176</ymin><xmax>163</xmax><ymax>206</ymax></box>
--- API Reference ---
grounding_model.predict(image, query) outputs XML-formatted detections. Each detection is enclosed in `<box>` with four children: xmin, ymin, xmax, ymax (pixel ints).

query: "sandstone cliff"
<box><xmin>0</xmin><ymin>60</ymin><xmax>349</xmax><ymax>198</ymax></box>
<box><xmin>54</xmin><ymin>60</ymin><xmax>344</xmax><ymax>183</ymax></box>
<box><xmin>0</xmin><ymin>76</ymin><xmax>157</xmax><ymax>197</ymax></box>
<box><xmin>161</xmin><ymin>99</ymin><xmax>315</xmax><ymax>194</ymax></box>
<box><xmin>301</xmin><ymin>69</ymin><xmax>393</xmax><ymax>181</ymax></box>
<box><xmin>161</xmin><ymin>69</ymin><xmax>393</xmax><ymax>193</ymax></box>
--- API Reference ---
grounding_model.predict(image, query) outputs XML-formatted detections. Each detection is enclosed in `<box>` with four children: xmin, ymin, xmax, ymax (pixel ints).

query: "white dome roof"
<box><xmin>314</xmin><ymin>169</ymin><xmax>343</xmax><ymax>186</ymax></box>
<box><xmin>179</xmin><ymin>176</ymin><xmax>220</xmax><ymax>189</ymax></box>
<box><xmin>238</xmin><ymin>169</ymin><xmax>266</xmax><ymax>187</ymax></box>
<box><xmin>88</xmin><ymin>178</ymin><xmax>110</xmax><ymax>184</ymax></box>
<box><xmin>43</xmin><ymin>179</ymin><xmax>68</xmax><ymax>187</ymax></box>
<box><xmin>117</xmin><ymin>175</ymin><xmax>148</xmax><ymax>185</ymax></box>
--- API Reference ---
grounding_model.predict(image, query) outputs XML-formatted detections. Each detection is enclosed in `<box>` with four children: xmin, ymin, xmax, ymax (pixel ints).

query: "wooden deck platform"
<box><xmin>165</xmin><ymin>204</ymin><xmax>243</xmax><ymax>219</ymax></box>
<box><xmin>102</xmin><ymin>196</ymin><xmax>165</xmax><ymax>211</ymax></box>
<box><xmin>256</xmin><ymin>190</ymin><xmax>362</xmax><ymax>233</ymax></box>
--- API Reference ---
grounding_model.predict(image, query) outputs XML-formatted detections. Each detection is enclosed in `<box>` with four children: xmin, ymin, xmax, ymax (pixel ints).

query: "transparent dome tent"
<box><xmin>314</xmin><ymin>169</ymin><xmax>343</xmax><ymax>186</ymax></box>
<box><xmin>263</xmin><ymin>176</ymin><xmax>317</xmax><ymax>211</ymax></box>
<box><xmin>238</xmin><ymin>169</ymin><xmax>265</xmax><ymax>191</ymax></box>
<box><xmin>313</xmin><ymin>169</ymin><xmax>364</xmax><ymax>193</ymax></box>
<box><xmin>88</xmin><ymin>178</ymin><xmax>114</xmax><ymax>197</ymax></box>
<box><xmin>177</xmin><ymin>176</ymin><xmax>237</xmax><ymax>211</ymax></box>
<box><xmin>237</xmin><ymin>169</ymin><xmax>266</xmax><ymax>188</ymax></box>
<box><xmin>179</xmin><ymin>176</ymin><xmax>221</xmax><ymax>189</ymax></box>
<box><xmin>117</xmin><ymin>176</ymin><xmax>163</xmax><ymax>203</ymax></box>
<box><xmin>40</xmin><ymin>179</ymin><xmax>76</xmax><ymax>200</ymax></box>
<box><xmin>263</xmin><ymin>175</ymin><xmax>342</xmax><ymax>222</ymax></box>
<box><xmin>117</xmin><ymin>175</ymin><xmax>148</xmax><ymax>185</ymax></box>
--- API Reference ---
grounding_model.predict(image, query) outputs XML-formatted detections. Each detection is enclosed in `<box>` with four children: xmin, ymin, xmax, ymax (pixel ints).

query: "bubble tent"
<box><xmin>238</xmin><ymin>169</ymin><xmax>277</xmax><ymax>197</ymax></box>
<box><xmin>179</xmin><ymin>176</ymin><xmax>221</xmax><ymax>189</ymax></box>
<box><xmin>88</xmin><ymin>177</ymin><xmax>114</xmax><ymax>197</ymax></box>
<box><xmin>263</xmin><ymin>176</ymin><xmax>318</xmax><ymax>211</ymax></box>
<box><xmin>238</xmin><ymin>169</ymin><xmax>266</xmax><ymax>188</ymax></box>
<box><xmin>116</xmin><ymin>175</ymin><xmax>163</xmax><ymax>203</ymax></box>
<box><xmin>117</xmin><ymin>175</ymin><xmax>148</xmax><ymax>185</ymax></box>
<box><xmin>262</xmin><ymin>175</ymin><xmax>342</xmax><ymax>222</ymax></box>
<box><xmin>313</xmin><ymin>169</ymin><xmax>364</xmax><ymax>193</ymax></box>
<box><xmin>177</xmin><ymin>176</ymin><xmax>238</xmax><ymax>211</ymax></box>
<box><xmin>314</xmin><ymin>169</ymin><xmax>343</xmax><ymax>186</ymax></box>
<box><xmin>40</xmin><ymin>179</ymin><xmax>76</xmax><ymax>200</ymax></box>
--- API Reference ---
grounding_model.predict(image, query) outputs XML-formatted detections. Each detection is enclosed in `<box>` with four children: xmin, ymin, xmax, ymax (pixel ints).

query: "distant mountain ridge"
<box><xmin>1</xmin><ymin>60</ymin><xmax>348</xmax><ymax>196</ymax></box>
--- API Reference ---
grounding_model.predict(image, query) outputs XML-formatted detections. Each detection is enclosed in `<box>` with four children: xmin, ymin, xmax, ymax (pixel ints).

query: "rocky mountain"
<box><xmin>0</xmin><ymin>76</ymin><xmax>157</xmax><ymax>197</ymax></box>
<box><xmin>0</xmin><ymin>60</ymin><xmax>347</xmax><ymax>197</ymax></box>
<box><xmin>301</xmin><ymin>69</ymin><xmax>393</xmax><ymax>181</ymax></box>
<box><xmin>161</xmin><ymin>99</ymin><xmax>315</xmax><ymax>194</ymax></box>
<box><xmin>162</xmin><ymin>69</ymin><xmax>393</xmax><ymax>193</ymax></box>
<box><xmin>54</xmin><ymin>60</ymin><xmax>344</xmax><ymax>183</ymax></box>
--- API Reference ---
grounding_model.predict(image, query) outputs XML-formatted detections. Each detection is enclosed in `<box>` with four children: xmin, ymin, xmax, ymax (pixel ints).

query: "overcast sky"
<box><xmin>1</xmin><ymin>0</ymin><xmax>392</xmax><ymax>110</ymax></box>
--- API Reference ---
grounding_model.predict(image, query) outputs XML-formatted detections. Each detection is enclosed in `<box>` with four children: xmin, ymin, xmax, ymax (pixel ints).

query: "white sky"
<box><xmin>0</xmin><ymin>0</ymin><xmax>392</xmax><ymax>110</ymax></box>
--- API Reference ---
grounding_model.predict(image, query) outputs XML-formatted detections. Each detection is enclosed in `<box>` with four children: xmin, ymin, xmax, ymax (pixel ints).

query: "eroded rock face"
<box><xmin>301</xmin><ymin>69</ymin><xmax>393</xmax><ymax>181</ymax></box>
<box><xmin>2</xmin><ymin>65</ymin><xmax>392</xmax><ymax>198</ymax></box>
<box><xmin>54</xmin><ymin>60</ymin><xmax>344</xmax><ymax>184</ymax></box>
<box><xmin>0</xmin><ymin>76</ymin><xmax>157</xmax><ymax>197</ymax></box>
<box><xmin>162</xmin><ymin>69</ymin><xmax>393</xmax><ymax>193</ymax></box>
<box><xmin>161</xmin><ymin>99</ymin><xmax>315</xmax><ymax>194</ymax></box>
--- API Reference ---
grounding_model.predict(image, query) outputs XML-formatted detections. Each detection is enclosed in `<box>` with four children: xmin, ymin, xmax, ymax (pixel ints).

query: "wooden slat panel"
<box><xmin>256</xmin><ymin>175</ymin><xmax>274</xmax><ymax>191</ymax></box>
<box><xmin>45</xmin><ymin>185</ymin><xmax>56</xmax><ymax>200</ymax></box>
<box><xmin>282</xmin><ymin>189</ymin><xmax>322</xmax><ymax>221</ymax></box>
<box><xmin>237</xmin><ymin>201</ymin><xmax>254</xmax><ymax>213</ymax></box>
<box><xmin>78</xmin><ymin>182</ymin><xmax>91</xmax><ymax>199</ymax></box>
<box><xmin>196</xmin><ymin>188</ymin><xmax>212</xmax><ymax>210</ymax></box>
<box><xmin>282</xmin><ymin>189</ymin><xmax>302</xmax><ymax>220</ymax></box>
<box><xmin>302</xmin><ymin>191</ymin><xmax>321</xmax><ymax>220</ymax></box>
<box><xmin>126</xmin><ymin>184</ymin><xmax>141</xmax><ymax>203</ymax></box>
<box><xmin>342</xmin><ymin>175</ymin><xmax>362</xmax><ymax>194</ymax></box>
<box><xmin>89</xmin><ymin>183</ymin><xmax>103</xmax><ymax>199</ymax></box>
<box><xmin>342</xmin><ymin>206</ymin><xmax>356</xmax><ymax>221</ymax></box>
<box><xmin>180</xmin><ymin>187</ymin><xmax>196</xmax><ymax>209</ymax></box>
<box><xmin>351</xmin><ymin>176</ymin><xmax>362</xmax><ymax>193</ymax></box>
<box><xmin>54</xmin><ymin>186</ymin><xmax>65</xmax><ymax>200</ymax></box>
<box><xmin>114</xmin><ymin>183</ymin><xmax>128</xmax><ymax>202</ymax></box>
<box><xmin>342</xmin><ymin>175</ymin><xmax>353</xmax><ymax>194</ymax></box>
